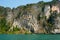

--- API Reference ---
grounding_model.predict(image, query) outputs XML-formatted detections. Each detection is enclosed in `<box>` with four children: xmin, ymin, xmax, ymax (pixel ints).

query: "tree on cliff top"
<box><xmin>52</xmin><ymin>0</ymin><xmax>59</xmax><ymax>3</ymax></box>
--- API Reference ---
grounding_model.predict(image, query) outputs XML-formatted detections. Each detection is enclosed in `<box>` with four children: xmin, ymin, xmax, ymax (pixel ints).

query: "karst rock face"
<box><xmin>0</xmin><ymin>0</ymin><xmax>60</xmax><ymax>33</ymax></box>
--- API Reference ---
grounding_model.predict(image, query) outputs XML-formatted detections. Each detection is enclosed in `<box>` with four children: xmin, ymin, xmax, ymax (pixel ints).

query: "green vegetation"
<box><xmin>0</xmin><ymin>17</ymin><xmax>10</xmax><ymax>34</ymax></box>
<box><xmin>6</xmin><ymin>27</ymin><xmax>31</xmax><ymax>34</ymax></box>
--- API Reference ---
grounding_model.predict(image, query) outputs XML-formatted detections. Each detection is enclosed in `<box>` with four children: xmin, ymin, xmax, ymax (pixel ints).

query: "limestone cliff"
<box><xmin>0</xmin><ymin>0</ymin><xmax>60</xmax><ymax>34</ymax></box>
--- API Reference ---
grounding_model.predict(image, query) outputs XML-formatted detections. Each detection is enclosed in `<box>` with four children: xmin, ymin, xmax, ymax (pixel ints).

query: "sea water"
<box><xmin>0</xmin><ymin>34</ymin><xmax>60</xmax><ymax>40</ymax></box>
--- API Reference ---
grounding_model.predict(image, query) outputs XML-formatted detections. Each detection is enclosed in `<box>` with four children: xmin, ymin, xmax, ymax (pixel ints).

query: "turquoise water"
<box><xmin>0</xmin><ymin>34</ymin><xmax>60</xmax><ymax>40</ymax></box>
